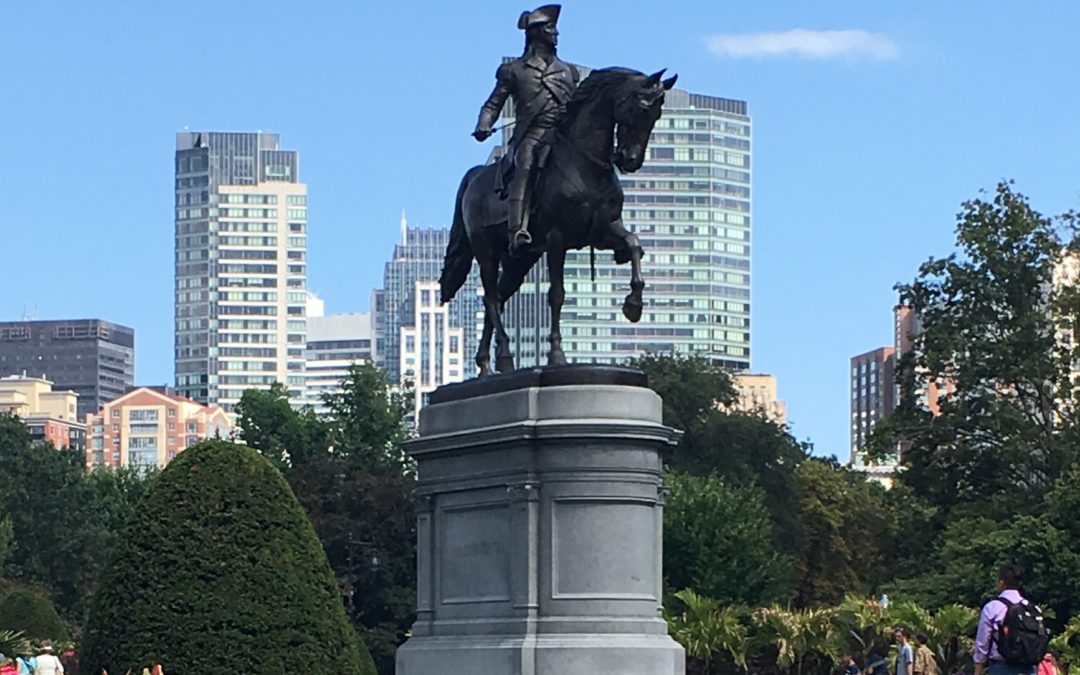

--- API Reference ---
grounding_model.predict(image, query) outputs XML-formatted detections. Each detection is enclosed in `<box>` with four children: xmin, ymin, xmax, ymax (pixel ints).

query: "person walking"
<box><xmin>914</xmin><ymin>633</ymin><xmax>939</xmax><ymax>675</ymax></box>
<box><xmin>896</xmin><ymin>629</ymin><xmax>915</xmax><ymax>675</ymax></box>
<box><xmin>844</xmin><ymin>652</ymin><xmax>861</xmax><ymax>675</ymax></box>
<box><xmin>866</xmin><ymin>649</ymin><xmax>890</xmax><ymax>675</ymax></box>
<box><xmin>974</xmin><ymin>565</ymin><xmax>1049</xmax><ymax>675</ymax></box>
<box><xmin>15</xmin><ymin>654</ymin><xmax>34</xmax><ymax>675</ymax></box>
<box><xmin>34</xmin><ymin>645</ymin><xmax>63</xmax><ymax>675</ymax></box>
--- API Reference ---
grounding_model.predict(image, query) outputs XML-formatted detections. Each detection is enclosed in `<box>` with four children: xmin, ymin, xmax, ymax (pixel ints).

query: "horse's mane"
<box><xmin>563</xmin><ymin>67</ymin><xmax>643</xmax><ymax>122</ymax></box>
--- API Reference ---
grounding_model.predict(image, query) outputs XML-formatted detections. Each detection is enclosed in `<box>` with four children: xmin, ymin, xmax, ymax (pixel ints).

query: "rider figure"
<box><xmin>473</xmin><ymin>5</ymin><xmax>579</xmax><ymax>255</ymax></box>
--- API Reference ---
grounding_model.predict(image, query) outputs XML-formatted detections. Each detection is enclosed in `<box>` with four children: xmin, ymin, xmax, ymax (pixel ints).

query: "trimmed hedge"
<box><xmin>81</xmin><ymin>441</ymin><xmax>376</xmax><ymax>675</ymax></box>
<box><xmin>0</xmin><ymin>588</ymin><xmax>68</xmax><ymax>641</ymax></box>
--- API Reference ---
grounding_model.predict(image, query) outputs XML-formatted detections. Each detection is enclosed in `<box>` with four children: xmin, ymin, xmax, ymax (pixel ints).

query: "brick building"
<box><xmin>86</xmin><ymin>387</ymin><xmax>232</xmax><ymax>469</ymax></box>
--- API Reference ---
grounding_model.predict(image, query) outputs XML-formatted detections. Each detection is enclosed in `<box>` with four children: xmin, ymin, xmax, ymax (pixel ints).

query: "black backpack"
<box><xmin>993</xmin><ymin>597</ymin><xmax>1050</xmax><ymax>668</ymax></box>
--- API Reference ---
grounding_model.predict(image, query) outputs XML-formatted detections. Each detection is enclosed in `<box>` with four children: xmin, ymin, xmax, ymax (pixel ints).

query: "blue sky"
<box><xmin>3</xmin><ymin>1</ymin><xmax>1079</xmax><ymax>459</ymax></box>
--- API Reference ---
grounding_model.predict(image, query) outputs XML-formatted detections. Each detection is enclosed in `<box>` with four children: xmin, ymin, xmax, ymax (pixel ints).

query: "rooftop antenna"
<box><xmin>21</xmin><ymin>303</ymin><xmax>37</xmax><ymax>321</ymax></box>
<box><xmin>400</xmin><ymin>209</ymin><xmax>408</xmax><ymax>244</ymax></box>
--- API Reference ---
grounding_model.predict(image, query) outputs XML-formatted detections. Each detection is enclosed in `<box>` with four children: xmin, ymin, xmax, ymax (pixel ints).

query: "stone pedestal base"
<box><xmin>395</xmin><ymin>366</ymin><xmax>685</xmax><ymax>675</ymax></box>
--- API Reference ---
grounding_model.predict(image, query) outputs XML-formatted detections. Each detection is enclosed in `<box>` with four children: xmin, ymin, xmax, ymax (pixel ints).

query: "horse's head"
<box><xmin>613</xmin><ymin>69</ymin><xmax>678</xmax><ymax>173</ymax></box>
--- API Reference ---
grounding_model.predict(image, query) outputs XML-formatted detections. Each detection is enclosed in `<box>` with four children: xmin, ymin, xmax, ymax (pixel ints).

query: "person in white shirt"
<box><xmin>34</xmin><ymin>646</ymin><xmax>63</xmax><ymax>675</ymax></box>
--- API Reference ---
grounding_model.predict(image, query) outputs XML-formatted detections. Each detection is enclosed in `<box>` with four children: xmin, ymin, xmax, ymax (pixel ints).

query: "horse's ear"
<box><xmin>662</xmin><ymin>74</ymin><xmax>678</xmax><ymax>90</ymax></box>
<box><xmin>645</xmin><ymin>68</ymin><xmax>667</xmax><ymax>87</ymax></box>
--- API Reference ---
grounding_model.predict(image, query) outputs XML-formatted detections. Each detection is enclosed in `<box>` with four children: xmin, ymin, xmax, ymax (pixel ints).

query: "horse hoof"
<box><xmin>495</xmin><ymin>355</ymin><xmax>516</xmax><ymax>373</ymax></box>
<box><xmin>622</xmin><ymin>297</ymin><xmax>643</xmax><ymax>323</ymax></box>
<box><xmin>548</xmin><ymin>350</ymin><xmax>567</xmax><ymax>366</ymax></box>
<box><xmin>478</xmin><ymin>364</ymin><xmax>495</xmax><ymax>378</ymax></box>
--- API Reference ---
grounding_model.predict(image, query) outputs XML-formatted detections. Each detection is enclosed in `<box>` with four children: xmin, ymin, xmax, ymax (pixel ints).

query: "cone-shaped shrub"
<box><xmin>81</xmin><ymin>441</ymin><xmax>376</xmax><ymax>675</ymax></box>
<box><xmin>0</xmin><ymin>588</ymin><xmax>69</xmax><ymax>642</ymax></box>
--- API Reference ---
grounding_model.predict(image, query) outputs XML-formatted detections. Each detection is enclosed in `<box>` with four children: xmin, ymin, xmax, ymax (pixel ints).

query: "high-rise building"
<box><xmin>850</xmin><ymin>346</ymin><xmax>896</xmax><ymax>458</ymax></box>
<box><xmin>0</xmin><ymin>374</ymin><xmax>86</xmax><ymax>451</ymax></box>
<box><xmin>174</xmin><ymin>131</ymin><xmax>308</xmax><ymax>410</ymax></box>
<box><xmin>730</xmin><ymin>373</ymin><xmax>787</xmax><ymax>425</ymax></box>
<box><xmin>374</xmin><ymin>216</ymin><xmax>481</xmax><ymax>384</ymax></box>
<box><xmin>304</xmin><ymin>311</ymin><xmax>373</xmax><ymax>415</ymax></box>
<box><xmin>0</xmin><ymin>319</ymin><xmax>134</xmax><ymax>419</ymax></box>
<box><xmin>85</xmin><ymin>386</ymin><xmax>232</xmax><ymax>469</ymax></box>
<box><xmin>400</xmin><ymin>280</ymin><xmax>466</xmax><ymax>416</ymax></box>
<box><xmin>501</xmin><ymin>67</ymin><xmax>752</xmax><ymax>368</ymax></box>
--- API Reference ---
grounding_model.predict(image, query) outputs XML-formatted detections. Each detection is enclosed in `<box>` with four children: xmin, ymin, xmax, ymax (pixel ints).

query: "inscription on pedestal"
<box><xmin>441</xmin><ymin>503</ymin><xmax>511</xmax><ymax>604</ymax></box>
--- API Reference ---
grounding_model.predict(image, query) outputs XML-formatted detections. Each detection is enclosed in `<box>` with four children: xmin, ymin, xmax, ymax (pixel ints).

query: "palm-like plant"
<box><xmin>1051</xmin><ymin>616</ymin><xmax>1080</xmax><ymax>672</ymax></box>
<box><xmin>0</xmin><ymin>630</ymin><xmax>30</xmax><ymax>660</ymax></box>
<box><xmin>667</xmin><ymin>589</ymin><xmax>749</xmax><ymax>672</ymax></box>
<box><xmin>750</xmin><ymin>606</ymin><xmax>842</xmax><ymax>675</ymax></box>
<box><xmin>838</xmin><ymin>595</ymin><xmax>893</xmax><ymax>661</ymax></box>
<box><xmin>928</xmin><ymin>604</ymin><xmax>979</xmax><ymax>675</ymax></box>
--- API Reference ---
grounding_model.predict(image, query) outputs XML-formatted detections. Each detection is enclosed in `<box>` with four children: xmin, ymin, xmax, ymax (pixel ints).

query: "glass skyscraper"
<box><xmin>374</xmin><ymin>216</ymin><xmax>482</xmax><ymax>384</ymax></box>
<box><xmin>174</xmin><ymin>131</ymin><xmax>308</xmax><ymax>409</ymax></box>
<box><xmin>502</xmin><ymin>69</ymin><xmax>752</xmax><ymax>368</ymax></box>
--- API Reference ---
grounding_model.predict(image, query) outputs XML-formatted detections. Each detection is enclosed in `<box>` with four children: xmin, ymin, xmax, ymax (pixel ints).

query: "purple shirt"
<box><xmin>975</xmin><ymin>589</ymin><xmax>1026</xmax><ymax>664</ymax></box>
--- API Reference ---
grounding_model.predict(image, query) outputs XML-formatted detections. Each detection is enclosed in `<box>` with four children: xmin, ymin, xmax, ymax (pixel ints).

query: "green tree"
<box><xmin>286</xmin><ymin>459</ymin><xmax>415</xmax><ymax>675</ymax></box>
<box><xmin>875</xmin><ymin>182</ymin><xmax>1080</xmax><ymax>516</ymax></box>
<box><xmin>664</xmin><ymin>471</ymin><xmax>791</xmax><ymax>606</ymax></box>
<box><xmin>81</xmin><ymin>440</ymin><xmax>376</xmax><ymax>675</ymax></box>
<box><xmin>630</xmin><ymin>354</ymin><xmax>807</xmax><ymax>550</ymax></box>
<box><xmin>234</xmin><ymin>364</ymin><xmax>416</xmax><ymax>674</ymax></box>
<box><xmin>691</xmin><ymin>411</ymin><xmax>808</xmax><ymax>548</ymax></box>
<box><xmin>323</xmin><ymin>363</ymin><xmax>412</xmax><ymax>473</ymax></box>
<box><xmin>791</xmin><ymin>459</ymin><xmax>896</xmax><ymax>607</ymax></box>
<box><xmin>627</xmin><ymin>353</ymin><xmax>738</xmax><ymax>446</ymax></box>
<box><xmin>235</xmin><ymin>382</ymin><xmax>329</xmax><ymax>468</ymax></box>
<box><xmin>0</xmin><ymin>415</ymin><xmax>146</xmax><ymax>623</ymax></box>
<box><xmin>0</xmin><ymin>588</ymin><xmax>69</xmax><ymax>642</ymax></box>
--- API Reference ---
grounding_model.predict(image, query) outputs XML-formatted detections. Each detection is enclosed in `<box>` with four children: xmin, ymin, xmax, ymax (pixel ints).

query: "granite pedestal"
<box><xmin>395</xmin><ymin>366</ymin><xmax>685</xmax><ymax>675</ymax></box>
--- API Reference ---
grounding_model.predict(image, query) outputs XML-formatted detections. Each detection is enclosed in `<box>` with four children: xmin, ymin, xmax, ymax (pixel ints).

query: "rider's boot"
<box><xmin>508</xmin><ymin>198</ymin><xmax>531</xmax><ymax>256</ymax></box>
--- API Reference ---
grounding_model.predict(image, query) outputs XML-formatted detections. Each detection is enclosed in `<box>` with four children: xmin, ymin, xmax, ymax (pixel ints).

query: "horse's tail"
<box><xmin>440</xmin><ymin>167</ymin><xmax>481</xmax><ymax>304</ymax></box>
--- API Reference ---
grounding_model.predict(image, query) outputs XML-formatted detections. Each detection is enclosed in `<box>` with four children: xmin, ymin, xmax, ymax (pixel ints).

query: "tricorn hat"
<box><xmin>518</xmin><ymin>4</ymin><xmax>561</xmax><ymax>30</ymax></box>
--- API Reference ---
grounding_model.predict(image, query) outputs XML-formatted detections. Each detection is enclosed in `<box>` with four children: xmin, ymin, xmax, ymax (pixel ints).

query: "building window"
<box><xmin>112</xmin><ymin>409</ymin><xmax>120</xmax><ymax>419</ymax></box>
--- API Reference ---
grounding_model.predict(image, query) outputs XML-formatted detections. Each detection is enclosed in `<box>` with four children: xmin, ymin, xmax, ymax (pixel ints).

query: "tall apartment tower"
<box><xmin>0</xmin><ymin>319</ymin><xmax>134</xmax><ymax>419</ymax></box>
<box><xmin>373</xmin><ymin>217</ymin><xmax>482</xmax><ymax>384</ymax></box>
<box><xmin>501</xmin><ymin>67</ymin><xmax>752</xmax><ymax>368</ymax></box>
<box><xmin>174</xmin><ymin>131</ymin><xmax>308</xmax><ymax>410</ymax></box>
<box><xmin>849</xmin><ymin>346</ymin><xmax>897</xmax><ymax>469</ymax></box>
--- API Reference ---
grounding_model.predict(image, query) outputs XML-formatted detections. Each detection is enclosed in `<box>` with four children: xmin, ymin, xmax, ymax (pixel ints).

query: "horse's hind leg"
<box><xmin>546</xmin><ymin>239</ymin><xmax>568</xmax><ymax>366</ymax></box>
<box><xmin>480</xmin><ymin>258</ymin><xmax>515</xmax><ymax>373</ymax></box>
<box><xmin>476</xmin><ymin>304</ymin><xmax>494</xmax><ymax>377</ymax></box>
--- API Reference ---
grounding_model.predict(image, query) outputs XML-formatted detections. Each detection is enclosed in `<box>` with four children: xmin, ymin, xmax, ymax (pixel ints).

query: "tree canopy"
<box><xmin>81</xmin><ymin>440</ymin><xmax>376</xmax><ymax>675</ymax></box>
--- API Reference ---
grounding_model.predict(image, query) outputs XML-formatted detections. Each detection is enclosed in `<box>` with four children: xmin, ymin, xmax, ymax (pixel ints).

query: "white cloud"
<box><xmin>706</xmin><ymin>29</ymin><xmax>899</xmax><ymax>61</ymax></box>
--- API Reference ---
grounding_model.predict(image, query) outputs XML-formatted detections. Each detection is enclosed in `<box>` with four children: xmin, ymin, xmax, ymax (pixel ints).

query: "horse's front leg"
<box><xmin>546</xmin><ymin>241</ymin><xmax>568</xmax><ymax>366</ymax></box>
<box><xmin>616</xmin><ymin>220</ymin><xmax>646</xmax><ymax>323</ymax></box>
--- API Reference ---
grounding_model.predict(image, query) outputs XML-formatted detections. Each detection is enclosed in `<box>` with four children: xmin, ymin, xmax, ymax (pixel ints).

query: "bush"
<box><xmin>80</xmin><ymin>440</ymin><xmax>376</xmax><ymax>675</ymax></box>
<box><xmin>0</xmin><ymin>588</ymin><xmax>69</xmax><ymax>642</ymax></box>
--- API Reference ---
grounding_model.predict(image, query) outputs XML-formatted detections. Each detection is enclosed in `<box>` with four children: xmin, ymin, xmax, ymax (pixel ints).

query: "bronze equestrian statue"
<box><xmin>440</xmin><ymin>4</ymin><xmax>676</xmax><ymax>376</ymax></box>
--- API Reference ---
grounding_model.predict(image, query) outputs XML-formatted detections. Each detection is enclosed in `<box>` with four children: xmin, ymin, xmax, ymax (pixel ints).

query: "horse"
<box><xmin>439</xmin><ymin>67</ymin><xmax>677</xmax><ymax>376</ymax></box>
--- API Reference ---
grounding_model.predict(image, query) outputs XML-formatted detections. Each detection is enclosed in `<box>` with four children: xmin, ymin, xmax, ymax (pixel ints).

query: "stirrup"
<box><xmin>511</xmin><ymin>229</ymin><xmax>532</xmax><ymax>248</ymax></box>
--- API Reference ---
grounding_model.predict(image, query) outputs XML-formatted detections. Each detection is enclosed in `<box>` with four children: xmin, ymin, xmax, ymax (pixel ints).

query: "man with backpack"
<box><xmin>974</xmin><ymin>565</ymin><xmax>1050</xmax><ymax>675</ymax></box>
